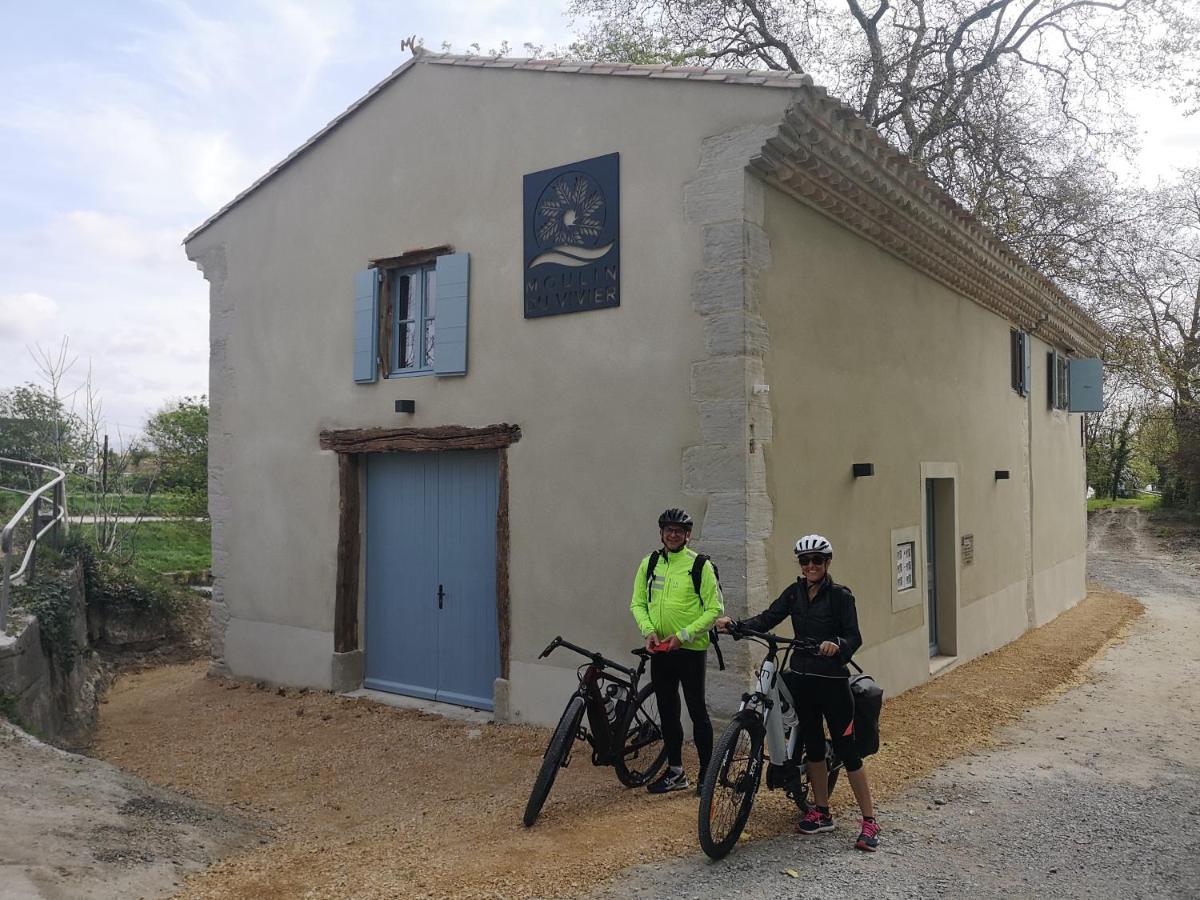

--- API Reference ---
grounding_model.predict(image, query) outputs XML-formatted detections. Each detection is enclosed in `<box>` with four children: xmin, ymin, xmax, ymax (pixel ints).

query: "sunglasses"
<box><xmin>797</xmin><ymin>555</ymin><xmax>828</xmax><ymax>566</ymax></box>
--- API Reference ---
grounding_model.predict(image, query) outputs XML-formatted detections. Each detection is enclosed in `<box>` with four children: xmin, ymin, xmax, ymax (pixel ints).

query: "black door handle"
<box><xmin>437</xmin><ymin>584</ymin><xmax>445</xmax><ymax>609</ymax></box>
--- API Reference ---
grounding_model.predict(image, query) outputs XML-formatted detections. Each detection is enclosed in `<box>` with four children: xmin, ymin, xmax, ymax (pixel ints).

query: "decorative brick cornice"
<box><xmin>749</xmin><ymin>91</ymin><xmax>1105</xmax><ymax>356</ymax></box>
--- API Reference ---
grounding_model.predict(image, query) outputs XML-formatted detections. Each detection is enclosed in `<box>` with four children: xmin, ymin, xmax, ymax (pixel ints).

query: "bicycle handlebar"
<box><xmin>726</xmin><ymin>624</ymin><xmax>864</xmax><ymax>673</ymax></box>
<box><xmin>537</xmin><ymin>636</ymin><xmax>636</xmax><ymax>677</ymax></box>
<box><xmin>726</xmin><ymin>624</ymin><xmax>821</xmax><ymax>652</ymax></box>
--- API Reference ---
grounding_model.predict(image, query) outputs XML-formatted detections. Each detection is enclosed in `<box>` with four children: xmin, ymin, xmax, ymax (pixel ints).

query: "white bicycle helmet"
<box><xmin>794</xmin><ymin>534</ymin><xmax>833</xmax><ymax>559</ymax></box>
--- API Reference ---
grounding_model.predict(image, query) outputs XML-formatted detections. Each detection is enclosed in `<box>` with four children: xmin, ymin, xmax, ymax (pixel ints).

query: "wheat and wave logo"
<box><xmin>530</xmin><ymin>171</ymin><xmax>614</xmax><ymax>268</ymax></box>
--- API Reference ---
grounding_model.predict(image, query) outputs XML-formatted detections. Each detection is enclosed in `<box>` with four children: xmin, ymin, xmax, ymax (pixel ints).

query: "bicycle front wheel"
<box><xmin>613</xmin><ymin>682</ymin><xmax>667</xmax><ymax>787</ymax></box>
<box><xmin>698</xmin><ymin>716</ymin><xmax>764</xmax><ymax>860</ymax></box>
<box><xmin>523</xmin><ymin>695</ymin><xmax>585</xmax><ymax>827</ymax></box>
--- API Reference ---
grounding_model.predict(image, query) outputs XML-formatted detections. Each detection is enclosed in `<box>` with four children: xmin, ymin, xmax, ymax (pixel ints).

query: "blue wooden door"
<box><xmin>364</xmin><ymin>453</ymin><xmax>441</xmax><ymax>699</ymax></box>
<box><xmin>434</xmin><ymin>451</ymin><xmax>500</xmax><ymax>708</ymax></box>
<box><xmin>363</xmin><ymin>451</ymin><xmax>499</xmax><ymax>709</ymax></box>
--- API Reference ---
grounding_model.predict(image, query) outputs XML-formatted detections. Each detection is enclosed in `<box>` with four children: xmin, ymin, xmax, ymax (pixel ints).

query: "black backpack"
<box><xmin>644</xmin><ymin>550</ymin><xmax>725</xmax><ymax>670</ymax></box>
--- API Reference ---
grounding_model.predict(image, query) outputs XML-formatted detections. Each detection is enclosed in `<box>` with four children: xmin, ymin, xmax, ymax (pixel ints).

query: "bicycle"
<box><xmin>697</xmin><ymin>625</ymin><xmax>850</xmax><ymax>860</ymax></box>
<box><xmin>522</xmin><ymin>636</ymin><xmax>668</xmax><ymax>827</ymax></box>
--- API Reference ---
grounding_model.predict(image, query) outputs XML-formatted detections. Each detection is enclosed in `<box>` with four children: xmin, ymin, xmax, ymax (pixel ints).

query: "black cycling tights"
<box><xmin>784</xmin><ymin>671</ymin><xmax>863</xmax><ymax>773</ymax></box>
<box><xmin>651</xmin><ymin>647</ymin><xmax>713</xmax><ymax>770</ymax></box>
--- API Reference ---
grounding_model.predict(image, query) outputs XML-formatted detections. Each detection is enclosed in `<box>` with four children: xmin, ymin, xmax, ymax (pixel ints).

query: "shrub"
<box><xmin>64</xmin><ymin>539</ymin><xmax>183</xmax><ymax>618</ymax></box>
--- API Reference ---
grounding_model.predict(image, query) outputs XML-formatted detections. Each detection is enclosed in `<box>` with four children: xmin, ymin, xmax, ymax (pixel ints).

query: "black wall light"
<box><xmin>852</xmin><ymin>463</ymin><xmax>875</xmax><ymax>477</ymax></box>
<box><xmin>395</xmin><ymin>400</ymin><xmax>416</xmax><ymax>414</ymax></box>
<box><xmin>994</xmin><ymin>470</ymin><xmax>1010</xmax><ymax>480</ymax></box>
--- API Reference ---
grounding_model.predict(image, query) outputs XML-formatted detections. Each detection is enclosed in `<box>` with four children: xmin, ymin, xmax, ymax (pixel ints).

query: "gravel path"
<box><xmin>0</xmin><ymin>722</ymin><xmax>260</xmax><ymax>900</ymax></box>
<box><xmin>591</xmin><ymin>508</ymin><xmax>1200</xmax><ymax>899</ymax></box>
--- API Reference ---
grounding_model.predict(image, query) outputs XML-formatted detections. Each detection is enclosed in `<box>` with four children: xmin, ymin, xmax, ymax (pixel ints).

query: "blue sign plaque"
<box><xmin>523</xmin><ymin>153</ymin><xmax>620</xmax><ymax>318</ymax></box>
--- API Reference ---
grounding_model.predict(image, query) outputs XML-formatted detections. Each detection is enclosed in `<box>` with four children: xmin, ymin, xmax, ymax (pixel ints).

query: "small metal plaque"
<box><xmin>895</xmin><ymin>541</ymin><xmax>915</xmax><ymax>591</ymax></box>
<box><xmin>523</xmin><ymin>153</ymin><xmax>620</xmax><ymax>318</ymax></box>
<box><xmin>961</xmin><ymin>533</ymin><xmax>975</xmax><ymax>565</ymax></box>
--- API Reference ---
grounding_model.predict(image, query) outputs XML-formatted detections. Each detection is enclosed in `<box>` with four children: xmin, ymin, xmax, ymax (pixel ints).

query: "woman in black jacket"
<box><xmin>716</xmin><ymin>534</ymin><xmax>879</xmax><ymax>852</ymax></box>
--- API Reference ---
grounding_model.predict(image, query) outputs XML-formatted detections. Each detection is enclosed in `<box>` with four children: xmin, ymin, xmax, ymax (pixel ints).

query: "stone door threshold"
<box><xmin>929</xmin><ymin>654</ymin><xmax>961</xmax><ymax>677</ymax></box>
<box><xmin>342</xmin><ymin>687</ymin><xmax>494</xmax><ymax>724</ymax></box>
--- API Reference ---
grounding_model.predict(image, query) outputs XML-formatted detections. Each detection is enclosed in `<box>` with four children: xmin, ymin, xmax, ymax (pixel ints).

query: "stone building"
<box><xmin>184</xmin><ymin>53</ymin><xmax>1103</xmax><ymax>724</ymax></box>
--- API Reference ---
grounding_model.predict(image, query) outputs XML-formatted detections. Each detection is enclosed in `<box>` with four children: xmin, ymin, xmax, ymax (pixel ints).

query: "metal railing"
<box><xmin>1</xmin><ymin>458</ymin><xmax>67</xmax><ymax>629</ymax></box>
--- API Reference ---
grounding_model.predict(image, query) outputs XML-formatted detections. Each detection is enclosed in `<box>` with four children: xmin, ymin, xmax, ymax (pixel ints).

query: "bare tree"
<box><xmin>568</xmin><ymin>0</ymin><xmax>1199</xmax><ymax>285</ymax></box>
<box><xmin>28</xmin><ymin>340</ymin><xmax>157</xmax><ymax>553</ymax></box>
<box><xmin>1099</xmin><ymin>169</ymin><xmax>1200</xmax><ymax>506</ymax></box>
<box><xmin>27</xmin><ymin>338</ymin><xmax>81</xmax><ymax>470</ymax></box>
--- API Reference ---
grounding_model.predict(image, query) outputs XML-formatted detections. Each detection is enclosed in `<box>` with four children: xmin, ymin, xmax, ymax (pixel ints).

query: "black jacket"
<box><xmin>739</xmin><ymin>576</ymin><xmax>862</xmax><ymax>677</ymax></box>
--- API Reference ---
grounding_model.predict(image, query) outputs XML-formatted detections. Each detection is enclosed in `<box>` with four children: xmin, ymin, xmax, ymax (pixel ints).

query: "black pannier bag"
<box><xmin>849</xmin><ymin>673</ymin><xmax>884</xmax><ymax>758</ymax></box>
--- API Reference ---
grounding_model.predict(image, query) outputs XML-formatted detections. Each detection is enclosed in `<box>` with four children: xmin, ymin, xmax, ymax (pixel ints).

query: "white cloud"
<box><xmin>6</xmin><ymin>98</ymin><xmax>260</xmax><ymax>218</ymax></box>
<box><xmin>149</xmin><ymin>0</ymin><xmax>355</xmax><ymax>118</ymax></box>
<box><xmin>60</xmin><ymin>211</ymin><xmax>183</xmax><ymax>267</ymax></box>
<box><xmin>0</xmin><ymin>292</ymin><xmax>59</xmax><ymax>342</ymax></box>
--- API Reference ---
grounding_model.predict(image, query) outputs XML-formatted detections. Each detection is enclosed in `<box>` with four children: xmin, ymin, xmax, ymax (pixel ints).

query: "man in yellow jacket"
<box><xmin>630</xmin><ymin>507</ymin><xmax>724</xmax><ymax>794</ymax></box>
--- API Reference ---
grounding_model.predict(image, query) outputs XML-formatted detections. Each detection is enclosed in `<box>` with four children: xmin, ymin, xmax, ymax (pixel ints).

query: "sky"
<box><xmin>1</xmin><ymin>1</ymin><xmax>1197</xmax><ymax>445</ymax></box>
<box><xmin>0</xmin><ymin>0</ymin><xmax>577</xmax><ymax>444</ymax></box>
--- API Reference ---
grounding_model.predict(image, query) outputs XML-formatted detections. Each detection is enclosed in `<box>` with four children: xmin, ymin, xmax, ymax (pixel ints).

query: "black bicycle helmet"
<box><xmin>657</xmin><ymin>507</ymin><xmax>694</xmax><ymax>530</ymax></box>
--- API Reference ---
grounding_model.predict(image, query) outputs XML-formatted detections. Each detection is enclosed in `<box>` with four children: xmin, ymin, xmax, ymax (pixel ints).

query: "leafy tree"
<box><xmin>0</xmin><ymin>384</ymin><xmax>82</xmax><ymax>472</ymax></box>
<box><xmin>143</xmin><ymin>396</ymin><xmax>208</xmax><ymax>506</ymax></box>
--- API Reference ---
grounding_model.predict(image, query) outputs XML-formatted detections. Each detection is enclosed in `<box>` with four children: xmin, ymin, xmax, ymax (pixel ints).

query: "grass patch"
<box><xmin>67</xmin><ymin>492</ymin><xmax>203</xmax><ymax>518</ymax></box>
<box><xmin>1147</xmin><ymin>505</ymin><xmax>1200</xmax><ymax>524</ymax></box>
<box><xmin>1145</xmin><ymin>505</ymin><xmax>1200</xmax><ymax>548</ymax></box>
<box><xmin>0</xmin><ymin>490</ymin><xmax>25</xmax><ymax>519</ymax></box>
<box><xmin>74</xmin><ymin>520</ymin><xmax>211</xmax><ymax>577</ymax></box>
<box><xmin>1087</xmin><ymin>493</ymin><xmax>1160</xmax><ymax>512</ymax></box>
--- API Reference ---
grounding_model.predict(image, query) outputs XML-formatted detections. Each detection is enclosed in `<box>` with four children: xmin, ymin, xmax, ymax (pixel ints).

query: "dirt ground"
<box><xmin>86</xmin><ymin>582</ymin><xmax>1142</xmax><ymax>899</ymax></box>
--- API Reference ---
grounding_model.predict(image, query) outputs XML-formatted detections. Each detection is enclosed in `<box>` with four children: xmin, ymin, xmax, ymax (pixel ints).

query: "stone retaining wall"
<box><xmin>0</xmin><ymin>562</ymin><xmax>105</xmax><ymax>750</ymax></box>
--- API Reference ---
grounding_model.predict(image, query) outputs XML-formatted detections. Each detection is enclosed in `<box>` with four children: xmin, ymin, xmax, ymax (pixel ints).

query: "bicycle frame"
<box><xmin>525</xmin><ymin>636</ymin><xmax>667</xmax><ymax>825</ymax></box>
<box><xmin>539</xmin><ymin>636</ymin><xmax>649</xmax><ymax>767</ymax></box>
<box><xmin>743</xmin><ymin>648</ymin><xmax>800</xmax><ymax>766</ymax></box>
<box><xmin>735</xmin><ymin>630</ymin><xmax>842</xmax><ymax>796</ymax></box>
<box><xmin>697</xmin><ymin>626</ymin><xmax>862</xmax><ymax>857</ymax></box>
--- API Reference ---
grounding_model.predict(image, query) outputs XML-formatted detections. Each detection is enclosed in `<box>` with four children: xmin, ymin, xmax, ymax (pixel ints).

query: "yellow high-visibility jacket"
<box><xmin>630</xmin><ymin>546</ymin><xmax>724</xmax><ymax>651</ymax></box>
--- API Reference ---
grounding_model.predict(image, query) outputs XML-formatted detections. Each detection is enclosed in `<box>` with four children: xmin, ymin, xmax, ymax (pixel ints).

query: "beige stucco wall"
<box><xmin>185</xmin><ymin>63</ymin><xmax>794</xmax><ymax>723</ymax></box>
<box><xmin>1027</xmin><ymin>334</ymin><xmax>1089</xmax><ymax>625</ymax></box>
<box><xmin>759</xmin><ymin>185</ymin><xmax>1087</xmax><ymax>698</ymax></box>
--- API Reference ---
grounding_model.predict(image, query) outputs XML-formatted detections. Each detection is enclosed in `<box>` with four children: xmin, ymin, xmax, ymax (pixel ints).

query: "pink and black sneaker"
<box><xmin>797</xmin><ymin>806</ymin><xmax>834</xmax><ymax>835</ymax></box>
<box><xmin>855</xmin><ymin>817</ymin><xmax>880</xmax><ymax>851</ymax></box>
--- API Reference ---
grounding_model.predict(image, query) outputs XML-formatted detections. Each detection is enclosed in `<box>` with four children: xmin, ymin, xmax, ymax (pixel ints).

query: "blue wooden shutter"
<box><xmin>1021</xmin><ymin>333</ymin><xmax>1031</xmax><ymax>397</ymax></box>
<box><xmin>353</xmin><ymin>268</ymin><xmax>380</xmax><ymax>384</ymax></box>
<box><xmin>434</xmin><ymin>252</ymin><xmax>469</xmax><ymax>376</ymax></box>
<box><xmin>1068</xmin><ymin>358</ymin><xmax>1103</xmax><ymax>412</ymax></box>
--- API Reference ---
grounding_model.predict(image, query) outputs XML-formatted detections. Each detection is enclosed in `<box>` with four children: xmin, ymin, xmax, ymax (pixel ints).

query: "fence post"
<box><xmin>28</xmin><ymin>494</ymin><xmax>40</xmax><ymax>584</ymax></box>
<box><xmin>53</xmin><ymin>479</ymin><xmax>65</xmax><ymax>547</ymax></box>
<box><xmin>1</xmin><ymin>531</ymin><xmax>12</xmax><ymax>631</ymax></box>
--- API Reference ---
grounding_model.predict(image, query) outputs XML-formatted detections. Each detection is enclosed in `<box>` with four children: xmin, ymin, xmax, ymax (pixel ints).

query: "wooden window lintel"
<box><xmin>319</xmin><ymin>423</ymin><xmax>521</xmax><ymax>454</ymax></box>
<box><xmin>370</xmin><ymin>244</ymin><xmax>454</xmax><ymax>270</ymax></box>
